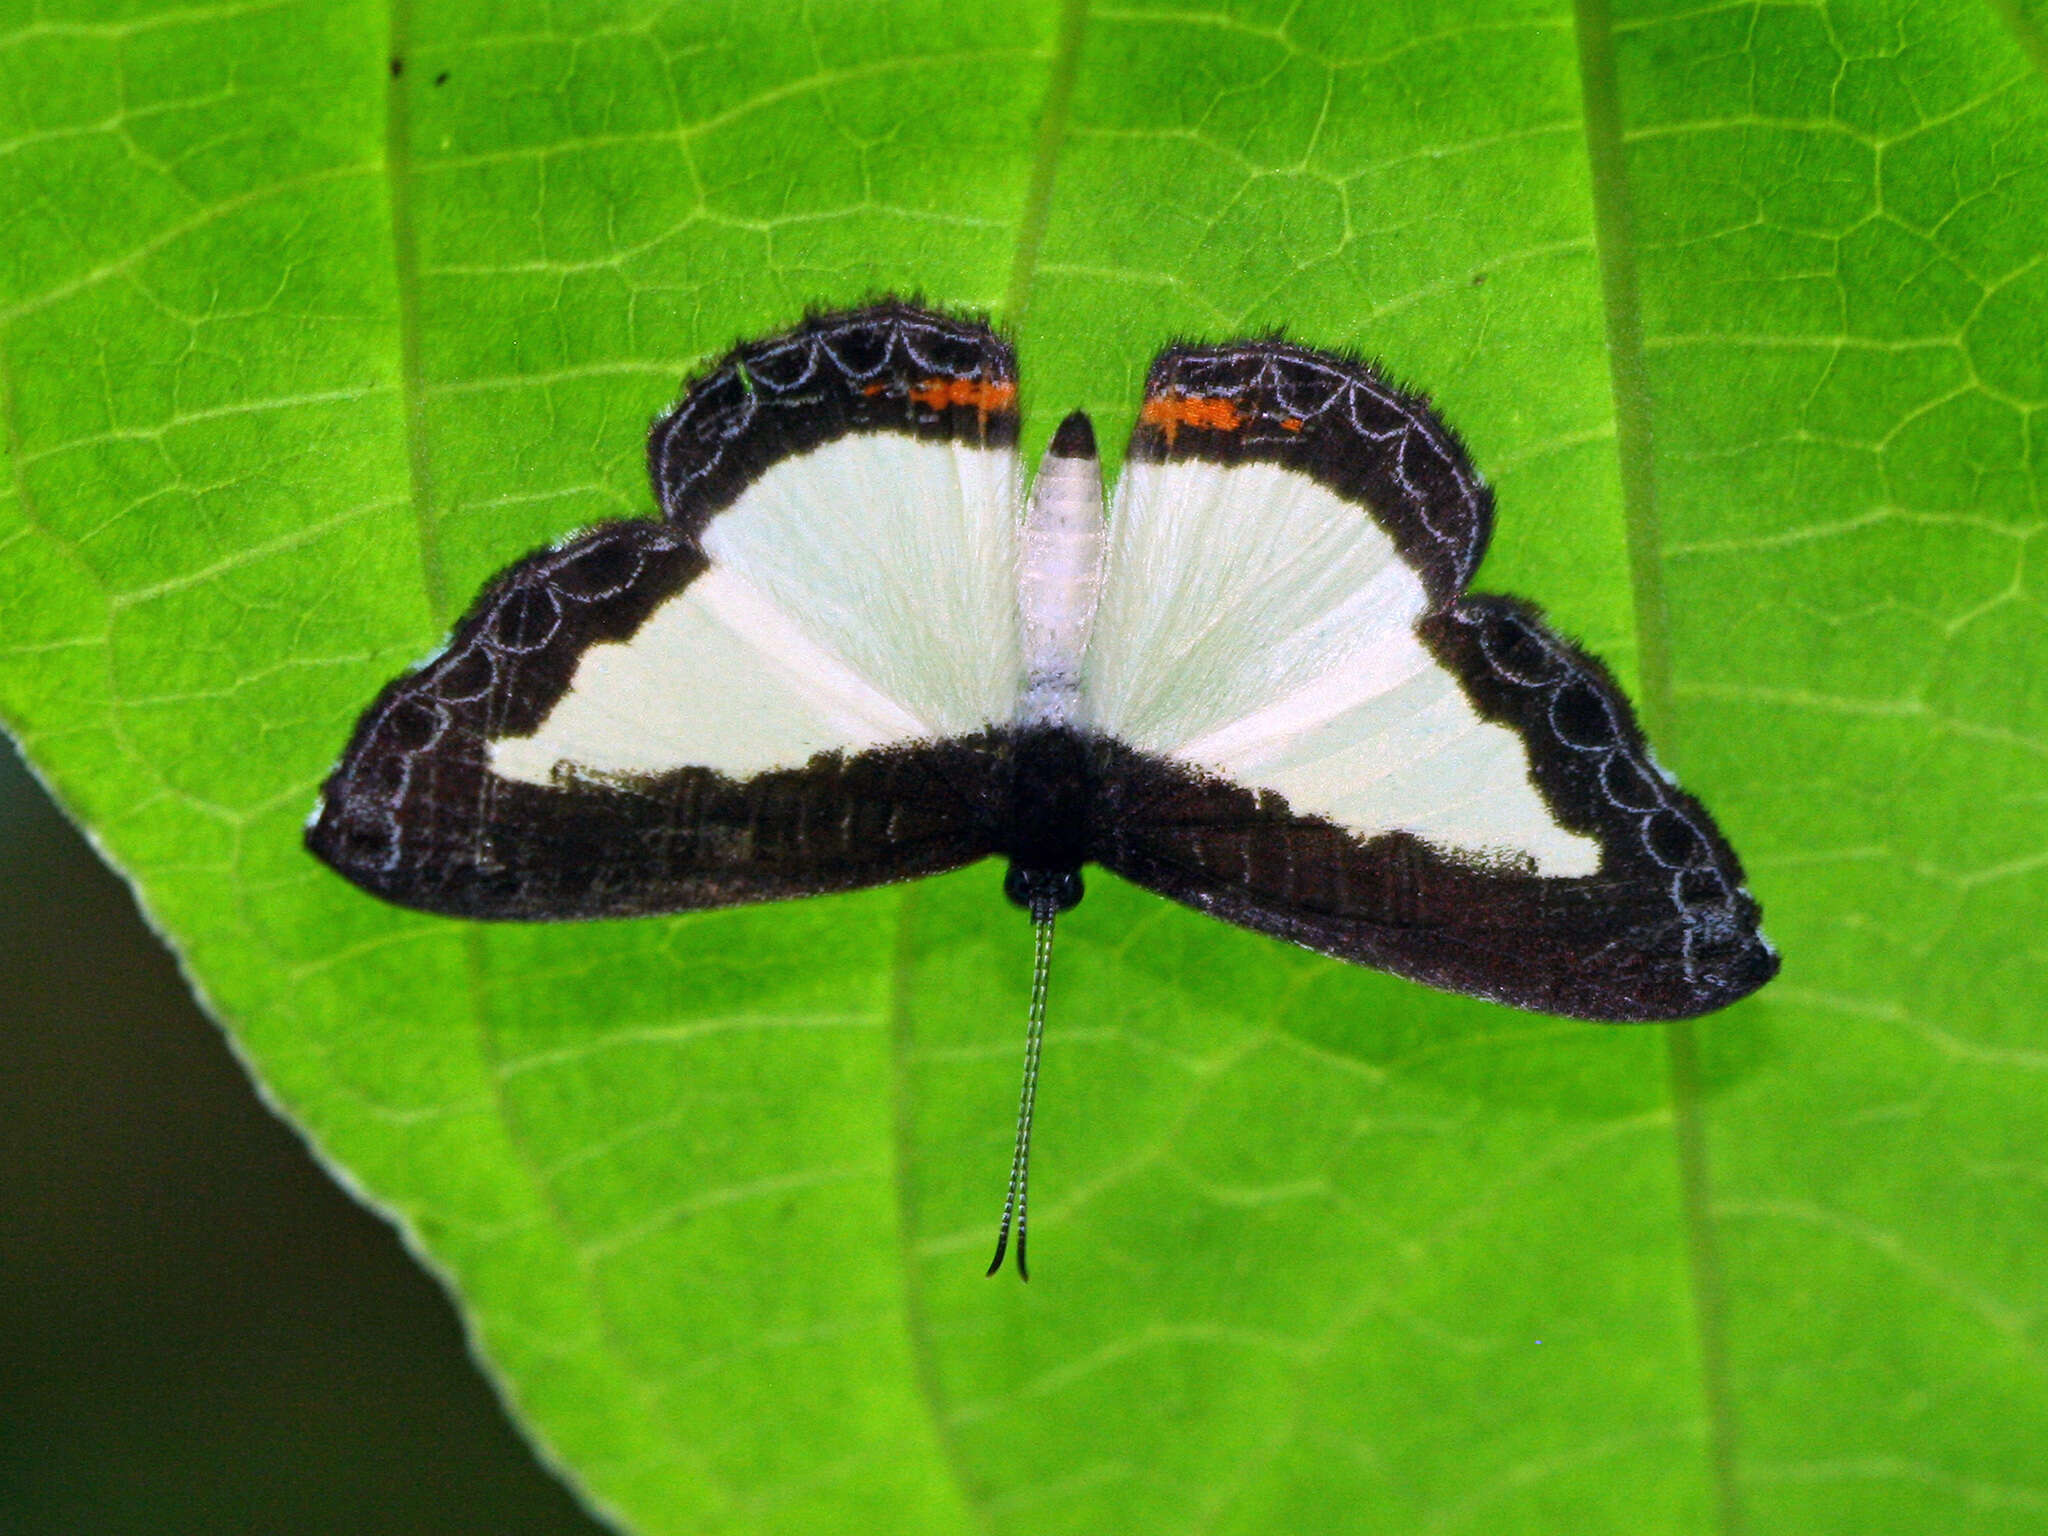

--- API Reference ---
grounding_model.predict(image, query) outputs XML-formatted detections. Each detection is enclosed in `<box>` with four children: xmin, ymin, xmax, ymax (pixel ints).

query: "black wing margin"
<box><xmin>307</xmin><ymin>301</ymin><xmax>1017</xmax><ymax>919</ymax></box>
<box><xmin>1096</xmin><ymin>340</ymin><xmax>1777</xmax><ymax>1021</ymax></box>
<box><xmin>649</xmin><ymin>297</ymin><xmax>1019</xmax><ymax>534</ymax></box>
<box><xmin>1129</xmin><ymin>337</ymin><xmax>1491</xmax><ymax>602</ymax></box>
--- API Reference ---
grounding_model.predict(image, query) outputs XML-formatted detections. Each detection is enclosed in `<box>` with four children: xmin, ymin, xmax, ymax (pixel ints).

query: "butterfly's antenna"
<box><xmin>988</xmin><ymin>895</ymin><xmax>1058</xmax><ymax>1280</ymax></box>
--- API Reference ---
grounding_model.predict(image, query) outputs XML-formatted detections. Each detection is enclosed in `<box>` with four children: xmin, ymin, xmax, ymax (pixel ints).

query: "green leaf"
<box><xmin>2</xmin><ymin>2</ymin><xmax>2044</xmax><ymax>1532</ymax></box>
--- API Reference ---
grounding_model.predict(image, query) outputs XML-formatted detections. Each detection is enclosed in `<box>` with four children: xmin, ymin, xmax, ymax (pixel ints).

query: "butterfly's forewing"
<box><xmin>307</xmin><ymin>303</ymin><xmax>1023</xmax><ymax>919</ymax></box>
<box><xmin>1082</xmin><ymin>342</ymin><xmax>1776</xmax><ymax>1020</ymax></box>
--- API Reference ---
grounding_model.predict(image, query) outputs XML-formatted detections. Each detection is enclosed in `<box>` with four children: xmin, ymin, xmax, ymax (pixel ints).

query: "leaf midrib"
<box><xmin>884</xmin><ymin>7</ymin><xmax>1096</xmax><ymax>1529</ymax></box>
<box><xmin>889</xmin><ymin>884</ymin><xmax>1001</xmax><ymax>1536</ymax></box>
<box><xmin>1004</xmin><ymin>0</ymin><xmax>1092</xmax><ymax>325</ymax></box>
<box><xmin>1572</xmin><ymin>3</ymin><xmax>1746</xmax><ymax>1533</ymax></box>
<box><xmin>386</xmin><ymin>0</ymin><xmax>444</xmax><ymax>624</ymax></box>
<box><xmin>1985</xmin><ymin>0</ymin><xmax>2048</xmax><ymax>82</ymax></box>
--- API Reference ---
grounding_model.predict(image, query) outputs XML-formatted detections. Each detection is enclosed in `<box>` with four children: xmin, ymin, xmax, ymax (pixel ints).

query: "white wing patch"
<box><xmin>1080</xmin><ymin>459</ymin><xmax>1600</xmax><ymax>877</ymax></box>
<box><xmin>491</xmin><ymin>434</ymin><xmax>1022</xmax><ymax>786</ymax></box>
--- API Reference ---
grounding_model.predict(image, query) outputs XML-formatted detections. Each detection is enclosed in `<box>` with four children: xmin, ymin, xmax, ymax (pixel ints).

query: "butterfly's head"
<box><xmin>1004</xmin><ymin>862</ymin><xmax>1084</xmax><ymax>916</ymax></box>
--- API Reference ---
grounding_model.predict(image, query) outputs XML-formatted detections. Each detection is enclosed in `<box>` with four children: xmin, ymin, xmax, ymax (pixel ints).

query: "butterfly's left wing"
<box><xmin>1079</xmin><ymin>341</ymin><xmax>1776</xmax><ymax>1021</ymax></box>
<box><xmin>308</xmin><ymin>302</ymin><xmax>1021</xmax><ymax>920</ymax></box>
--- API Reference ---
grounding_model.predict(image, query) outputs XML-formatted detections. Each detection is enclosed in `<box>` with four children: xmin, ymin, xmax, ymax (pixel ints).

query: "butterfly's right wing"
<box><xmin>308</xmin><ymin>302</ymin><xmax>1024</xmax><ymax>920</ymax></box>
<box><xmin>1080</xmin><ymin>341</ymin><xmax>1775</xmax><ymax>1021</ymax></box>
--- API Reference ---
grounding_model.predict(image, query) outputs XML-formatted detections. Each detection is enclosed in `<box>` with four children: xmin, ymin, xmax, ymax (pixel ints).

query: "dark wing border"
<box><xmin>1130</xmin><ymin>338</ymin><xmax>1491</xmax><ymax>602</ymax></box>
<box><xmin>649</xmin><ymin>297</ymin><xmax>1019</xmax><ymax>536</ymax></box>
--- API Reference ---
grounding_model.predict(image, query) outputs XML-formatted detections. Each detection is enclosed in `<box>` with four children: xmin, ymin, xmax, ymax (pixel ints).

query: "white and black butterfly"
<box><xmin>309</xmin><ymin>299</ymin><xmax>1776</xmax><ymax>1275</ymax></box>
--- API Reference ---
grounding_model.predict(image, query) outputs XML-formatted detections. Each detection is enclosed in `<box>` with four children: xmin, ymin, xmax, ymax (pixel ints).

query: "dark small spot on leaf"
<box><xmin>389</xmin><ymin>56</ymin><xmax>404</xmax><ymax>77</ymax></box>
<box><xmin>434</xmin><ymin>70</ymin><xmax>450</xmax><ymax>86</ymax></box>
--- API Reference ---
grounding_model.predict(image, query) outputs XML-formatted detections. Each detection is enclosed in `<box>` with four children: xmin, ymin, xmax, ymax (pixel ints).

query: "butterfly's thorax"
<box><xmin>998</xmin><ymin>724</ymin><xmax>1094</xmax><ymax>912</ymax></box>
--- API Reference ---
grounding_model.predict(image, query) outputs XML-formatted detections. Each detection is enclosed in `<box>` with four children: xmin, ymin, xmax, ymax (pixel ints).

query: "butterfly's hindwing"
<box><xmin>307</xmin><ymin>519</ymin><xmax>1010</xmax><ymax>918</ymax></box>
<box><xmin>1088</xmin><ymin>648</ymin><xmax>1771</xmax><ymax>1021</ymax></box>
<box><xmin>1416</xmin><ymin>597</ymin><xmax>1775</xmax><ymax>1012</ymax></box>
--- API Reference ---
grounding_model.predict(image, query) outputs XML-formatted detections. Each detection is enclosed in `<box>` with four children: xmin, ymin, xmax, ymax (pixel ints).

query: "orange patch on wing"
<box><xmin>906</xmin><ymin>376</ymin><xmax>1017</xmax><ymax>414</ymax></box>
<box><xmin>1280</xmin><ymin>416</ymin><xmax>1304</xmax><ymax>432</ymax></box>
<box><xmin>1140</xmin><ymin>392</ymin><xmax>1245</xmax><ymax>446</ymax></box>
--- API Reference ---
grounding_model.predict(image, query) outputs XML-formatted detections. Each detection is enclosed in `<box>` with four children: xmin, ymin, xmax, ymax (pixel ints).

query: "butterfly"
<box><xmin>308</xmin><ymin>299</ymin><xmax>1777</xmax><ymax>1276</ymax></box>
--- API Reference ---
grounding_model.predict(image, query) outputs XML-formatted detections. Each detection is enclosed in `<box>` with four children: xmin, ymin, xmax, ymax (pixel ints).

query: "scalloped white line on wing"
<box><xmin>1080</xmin><ymin>458</ymin><xmax>1601</xmax><ymax>878</ymax></box>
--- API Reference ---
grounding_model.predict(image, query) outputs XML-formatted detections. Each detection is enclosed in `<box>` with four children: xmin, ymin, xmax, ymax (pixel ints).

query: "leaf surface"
<box><xmin>1</xmin><ymin>2</ymin><xmax>2044</xmax><ymax>1532</ymax></box>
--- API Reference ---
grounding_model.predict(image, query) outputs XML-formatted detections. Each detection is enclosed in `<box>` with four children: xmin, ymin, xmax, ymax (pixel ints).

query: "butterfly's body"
<box><xmin>1005</xmin><ymin>407</ymin><xmax>1106</xmax><ymax>911</ymax></box>
<box><xmin>308</xmin><ymin>299</ymin><xmax>1777</xmax><ymax>1271</ymax></box>
<box><xmin>1016</xmin><ymin>412</ymin><xmax>1108</xmax><ymax>733</ymax></box>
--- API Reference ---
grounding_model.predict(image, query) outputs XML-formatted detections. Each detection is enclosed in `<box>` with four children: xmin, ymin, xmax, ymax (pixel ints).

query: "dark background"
<box><xmin>0</xmin><ymin>734</ymin><xmax>608</xmax><ymax>1535</ymax></box>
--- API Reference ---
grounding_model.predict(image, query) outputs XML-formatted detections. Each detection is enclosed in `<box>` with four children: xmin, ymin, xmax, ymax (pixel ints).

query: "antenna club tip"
<box><xmin>1049</xmin><ymin>410</ymin><xmax>1096</xmax><ymax>460</ymax></box>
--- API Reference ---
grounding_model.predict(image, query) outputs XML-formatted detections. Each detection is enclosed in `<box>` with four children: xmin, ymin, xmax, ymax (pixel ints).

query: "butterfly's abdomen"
<box><xmin>1016</xmin><ymin>412</ymin><xmax>1106</xmax><ymax>730</ymax></box>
